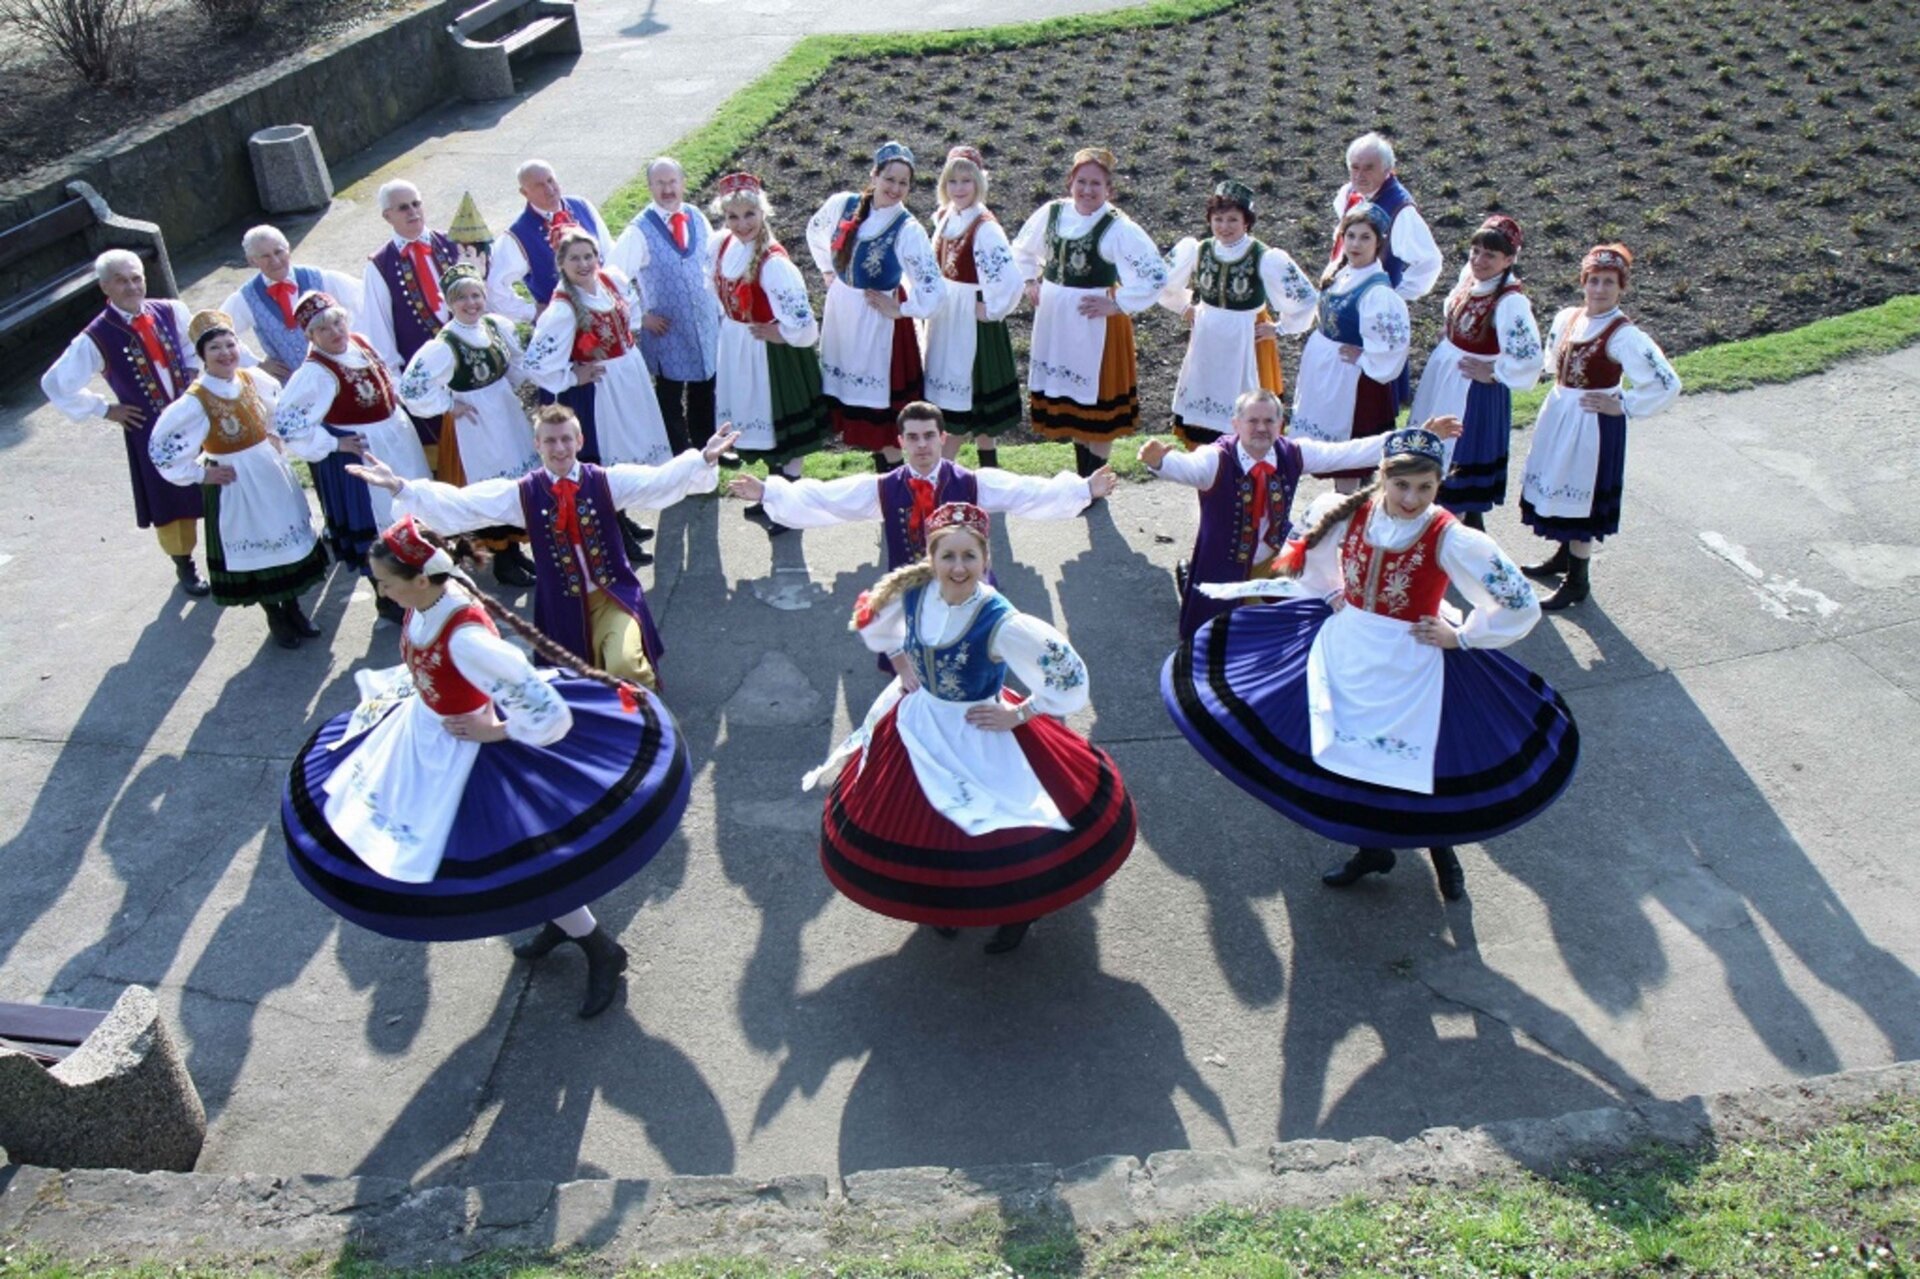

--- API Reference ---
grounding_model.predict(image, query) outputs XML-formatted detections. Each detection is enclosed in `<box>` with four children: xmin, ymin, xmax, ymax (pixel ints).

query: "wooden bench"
<box><xmin>0</xmin><ymin>1001</ymin><xmax>108</xmax><ymax>1068</ymax></box>
<box><xmin>0</xmin><ymin>180</ymin><xmax>178</xmax><ymax>357</ymax></box>
<box><xmin>447</xmin><ymin>0</ymin><xmax>580</xmax><ymax>101</ymax></box>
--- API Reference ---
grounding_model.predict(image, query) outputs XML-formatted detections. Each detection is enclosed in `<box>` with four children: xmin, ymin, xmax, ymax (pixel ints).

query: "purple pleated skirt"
<box><xmin>1439</xmin><ymin>379</ymin><xmax>1513</xmax><ymax>515</ymax></box>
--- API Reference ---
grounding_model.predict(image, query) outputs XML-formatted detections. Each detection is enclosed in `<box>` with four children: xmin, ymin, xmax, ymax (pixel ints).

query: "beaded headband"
<box><xmin>440</xmin><ymin>261</ymin><xmax>486</xmax><ymax>295</ymax></box>
<box><xmin>873</xmin><ymin>140</ymin><xmax>915</xmax><ymax>172</ymax></box>
<box><xmin>1478</xmin><ymin>214</ymin><xmax>1524</xmax><ymax>252</ymax></box>
<box><xmin>380</xmin><ymin>516</ymin><xmax>454</xmax><ymax>575</ymax></box>
<box><xmin>715</xmin><ymin>172</ymin><xmax>763</xmax><ymax>197</ymax></box>
<box><xmin>1383</xmin><ymin>427</ymin><xmax>1447</xmax><ymax>467</ymax></box>
<box><xmin>1581</xmin><ymin>243</ymin><xmax>1633</xmax><ymax>280</ymax></box>
<box><xmin>293</xmin><ymin>290</ymin><xmax>338</xmax><ymax>330</ymax></box>
<box><xmin>925</xmin><ymin>501</ymin><xmax>990</xmax><ymax>545</ymax></box>
<box><xmin>1213</xmin><ymin>179</ymin><xmax>1256</xmax><ymax>213</ymax></box>
<box><xmin>945</xmin><ymin>145</ymin><xmax>986</xmax><ymax>171</ymax></box>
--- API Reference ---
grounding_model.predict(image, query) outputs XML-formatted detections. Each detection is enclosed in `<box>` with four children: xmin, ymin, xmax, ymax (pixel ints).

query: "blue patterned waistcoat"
<box><xmin>242</xmin><ymin>265</ymin><xmax>324</xmax><ymax>369</ymax></box>
<box><xmin>903</xmin><ymin>584</ymin><xmax>1014</xmax><ymax>702</ymax></box>
<box><xmin>631</xmin><ymin>205</ymin><xmax>718</xmax><ymax>381</ymax></box>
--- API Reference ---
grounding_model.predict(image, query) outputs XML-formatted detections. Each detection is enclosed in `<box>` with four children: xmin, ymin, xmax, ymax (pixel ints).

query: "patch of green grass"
<box><xmin>601</xmin><ymin>0</ymin><xmax>1243</xmax><ymax>225</ymax></box>
<box><xmin>7</xmin><ymin>1096</ymin><xmax>1919</xmax><ymax>1279</ymax></box>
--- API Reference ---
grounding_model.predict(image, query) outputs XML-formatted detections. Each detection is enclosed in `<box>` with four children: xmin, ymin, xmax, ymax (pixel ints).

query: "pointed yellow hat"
<box><xmin>448</xmin><ymin>191</ymin><xmax>494</xmax><ymax>245</ymax></box>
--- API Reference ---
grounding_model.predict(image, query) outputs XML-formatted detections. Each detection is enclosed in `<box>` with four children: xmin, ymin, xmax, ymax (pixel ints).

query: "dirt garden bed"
<box><xmin>0</xmin><ymin>0</ymin><xmax>435</xmax><ymax>180</ymax></box>
<box><xmin>711</xmin><ymin>0</ymin><xmax>1920</xmax><ymax>435</ymax></box>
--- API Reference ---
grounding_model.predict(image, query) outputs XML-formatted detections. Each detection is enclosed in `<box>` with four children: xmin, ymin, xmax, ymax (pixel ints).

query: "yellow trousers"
<box><xmin>153</xmin><ymin>518</ymin><xmax>198</xmax><ymax>556</ymax></box>
<box><xmin>588</xmin><ymin>592</ymin><xmax>657</xmax><ymax>690</ymax></box>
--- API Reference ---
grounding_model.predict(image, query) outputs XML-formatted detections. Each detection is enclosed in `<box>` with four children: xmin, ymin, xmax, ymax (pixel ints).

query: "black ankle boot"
<box><xmin>1540</xmin><ymin>555</ymin><xmax>1590</xmax><ymax>610</ymax></box>
<box><xmin>976</xmin><ymin>447</ymin><xmax>999</xmax><ymax>470</ymax></box>
<box><xmin>512</xmin><ymin>921</ymin><xmax>570</xmax><ymax>960</ymax></box>
<box><xmin>262</xmin><ymin>602</ymin><xmax>300</xmax><ymax>649</ymax></box>
<box><xmin>281</xmin><ymin>597</ymin><xmax>321</xmax><ymax>638</ymax></box>
<box><xmin>1175</xmin><ymin>559</ymin><xmax>1191</xmax><ymax>601</ymax></box>
<box><xmin>617</xmin><ymin>513</ymin><xmax>654</xmax><ymax>567</ymax></box>
<box><xmin>984</xmin><ymin>921</ymin><xmax>1031</xmax><ymax>954</ymax></box>
<box><xmin>576</xmin><ymin>926</ymin><xmax>629</xmax><ymax>1019</ymax></box>
<box><xmin>871</xmin><ymin>452</ymin><xmax>891</xmax><ymax>473</ymax></box>
<box><xmin>1521</xmin><ymin>543</ymin><xmax>1571</xmax><ymax>581</ymax></box>
<box><xmin>1462</xmin><ymin>510</ymin><xmax>1486</xmax><ymax>532</ymax></box>
<box><xmin>492</xmin><ymin>543</ymin><xmax>536</xmax><ymax>588</ymax></box>
<box><xmin>742</xmin><ymin>502</ymin><xmax>792</xmax><ymax>537</ymax></box>
<box><xmin>1322</xmin><ymin>846</ymin><xmax>1396</xmax><ymax>888</ymax></box>
<box><xmin>1429</xmin><ymin>846</ymin><xmax>1466</xmax><ymax>901</ymax></box>
<box><xmin>929</xmin><ymin>925</ymin><xmax>959</xmax><ymax>940</ymax></box>
<box><xmin>172</xmin><ymin>554</ymin><xmax>211</xmax><ymax>597</ymax></box>
<box><xmin>1072</xmin><ymin>443</ymin><xmax>1096</xmax><ymax>478</ymax></box>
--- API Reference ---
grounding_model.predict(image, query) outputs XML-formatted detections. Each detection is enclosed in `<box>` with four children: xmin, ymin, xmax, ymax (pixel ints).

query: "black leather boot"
<box><xmin>1429</xmin><ymin>846</ymin><xmax>1466</xmax><ymax>901</ymax></box>
<box><xmin>172</xmin><ymin>554</ymin><xmax>211</xmax><ymax>597</ymax></box>
<box><xmin>1072</xmin><ymin>443</ymin><xmax>1097</xmax><ymax>478</ymax></box>
<box><xmin>1461</xmin><ymin>510</ymin><xmax>1486</xmax><ymax>532</ymax></box>
<box><xmin>929</xmin><ymin>925</ymin><xmax>959</xmax><ymax>940</ymax></box>
<box><xmin>492</xmin><ymin>543</ymin><xmax>536</xmax><ymax>588</ymax></box>
<box><xmin>871</xmin><ymin>452</ymin><xmax>891</xmax><ymax>473</ymax></box>
<box><xmin>984</xmin><ymin>921</ymin><xmax>1031</xmax><ymax>954</ymax></box>
<box><xmin>576</xmin><ymin>926</ymin><xmax>629</xmax><ymax>1019</ymax></box>
<box><xmin>617</xmin><ymin>513</ymin><xmax>654</xmax><ymax>566</ymax></box>
<box><xmin>976</xmin><ymin>447</ymin><xmax>999</xmax><ymax>470</ymax></box>
<box><xmin>1540</xmin><ymin>555</ymin><xmax>1591</xmax><ymax>611</ymax></box>
<box><xmin>512</xmin><ymin>921</ymin><xmax>570</xmax><ymax>960</ymax></box>
<box><xmin>280</xmin><ymin>597</ymin><xmax>321</xmax><ymax>638</ymax></box>
<box><xmin>1322</xmin><ymin>846</ymin><xmax>1396</xmax><ymax>888</ymax></box>
<box><xmin>1521</xmin><ymin>543</ymin><xmax>1571</xmax><ymax>581</ymax></box>
<box><xmin>742</xmin><ymin>502</ymin><xmax>792</xmax><ymax>537</ymax></box>
<box><xmin>261</xmin><ymin>602</ymin><xmax>300</xmax><ymax>649</ymax></box>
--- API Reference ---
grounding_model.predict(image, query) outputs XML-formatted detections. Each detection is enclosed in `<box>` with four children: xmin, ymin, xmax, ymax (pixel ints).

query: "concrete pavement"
<box><xmin>3</xmin><ymin>0</ymin><xmax>1918</xmax><ymax>1189</ymax></box>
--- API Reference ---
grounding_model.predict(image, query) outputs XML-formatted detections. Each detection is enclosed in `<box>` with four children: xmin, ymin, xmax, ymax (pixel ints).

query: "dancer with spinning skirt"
<box><xmin>806</xmin><ymin>502</ymin><xmax>1136</xmax><ymax>953</ymax></box>
<box><xmin>281</xmin><ymin>516</ymin><xmax>691</xmax><ymax>1018</ymax></box>
<box><xmin>1161</xmin><ymin>426</ymin><xmax>1578</xmax><ymax>901</ymax></box>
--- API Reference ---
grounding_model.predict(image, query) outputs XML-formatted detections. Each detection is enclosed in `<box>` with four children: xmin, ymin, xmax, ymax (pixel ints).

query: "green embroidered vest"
<box><xmin>1192</xmin><ymin>238</ymin><xmax>1267</xmax><ymax>312</ymax></box>
<box><xmin>438</xmin><ymin>318</ymin><xmax>512</xmax><ymax>392</ymax></box>
<box><xmin>1043</xmin><ymin>203</ymin><xmax>1120</xmax><ymax>288</ymax></box>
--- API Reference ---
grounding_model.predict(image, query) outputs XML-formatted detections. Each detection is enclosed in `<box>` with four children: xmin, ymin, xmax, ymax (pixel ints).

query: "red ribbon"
<box><xmin>907</xmin><ymin>476</ymin><xmax>936</xmax><ymax>544</ymax></box>
<box><xmin>268</xmin><ymin>279</ymin><xmax>299</xmax><ymax>328</ymax></box>
<box><xmin>1248</xmin><ymin>460</ymin><xmax>1275</xmax><ymax>534</ymax></box>
<box><xmin>130</xmin><ymin>312</ymin><xmax>170</xmax><ymax>370</ymax></box>
<box><xmin>406</xmin><ymin>240</ymin><xmax>444</xmax><ymax>313</ymax></box>
<box><xmin>551</xmin><ymin>477</ymin><xmax>582</xmax><ymax>546</ymax></box>
<box><xmin>670</xmin><ymin>210</ymin><xmax>689</xmax><ymax>252</ymax></box>
<box><xmin>1329</xmin><ymin>188</ymin><xmax>1365</xmax><ymax>264</ymax></box>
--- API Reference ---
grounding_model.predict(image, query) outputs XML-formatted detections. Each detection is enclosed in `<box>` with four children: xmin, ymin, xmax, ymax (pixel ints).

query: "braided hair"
<box><xmin>830</xmin><ymin>185</ymin><xmax>877</xmax><ymax>280</ymax></box>
<box><xmin>1277</xmin><ymin>453</ymin><xmax>1448</xmax><ymax>570</ymax></box>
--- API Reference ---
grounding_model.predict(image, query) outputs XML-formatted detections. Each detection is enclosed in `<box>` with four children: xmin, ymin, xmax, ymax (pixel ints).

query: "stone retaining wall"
<box><xmin>3</xmin><ymin>1061</ymin><xmax>1914</xmax><ymax>1269</ymax></box>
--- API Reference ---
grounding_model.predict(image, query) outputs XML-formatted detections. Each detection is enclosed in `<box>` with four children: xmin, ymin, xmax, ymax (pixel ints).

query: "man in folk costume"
<box><xmin>488</xmin><ymin>159</ymin><xmax>613</xmax><ymax>325</ymax></box>
<box><xmin>360</xmin><ymin>179</ymin><xmax>464</xmax><ymax>467</ymax></box>
<box><xmin>218</xmin><ymin>224</ymin><xmax>363</xmax><ymax>383</ymax></box>
<box><xmin>41</xmin><ymin>249</ymin><xmax>212</xmax><ymax>596</ymax></box>
<box><xmin>1329</xmin><ymin>132</ymin><xmax>1445</xmax><ymax>408</ymax></box>
<box><xmin>1140</xmin><ymin>389</ymin><xmax>1462</xmax><ymax>640</ymax></box>
<box><xmin>610</xmin><ymin>156</ymin><xmax>721</xmax><ymax>458</ymax></box>
<box><xmin>353</xmin><ymin>404</ymin><xmax>735</xmax><ymax>689</ymax></box>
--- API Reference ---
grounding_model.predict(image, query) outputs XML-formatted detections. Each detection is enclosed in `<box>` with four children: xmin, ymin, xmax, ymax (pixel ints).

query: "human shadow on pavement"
<box><xmin>753</xmin><ymin>905</ymin><xmax>1230</xmax><ymax>1174</ymax></box>
<box><xmin>1498</xmin><ymin>601</ymin><xmax>1920</xmax><ymax>1074</ymax></box>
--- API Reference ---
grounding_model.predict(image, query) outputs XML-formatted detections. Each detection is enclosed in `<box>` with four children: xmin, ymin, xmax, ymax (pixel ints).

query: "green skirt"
<box><xmin>944</xmin><ymin>320</ymin><xmax>1023</xmax><ymax>436</ymax></box>
<box><xmin>757</xmin><ymin>342</ymin><xmax>832</xmax><ymax>466</ymax></box>
<box><xmin>205</xmin><ymin>483</ymin><xmax>328</xmax><ymax>608</ymax></box>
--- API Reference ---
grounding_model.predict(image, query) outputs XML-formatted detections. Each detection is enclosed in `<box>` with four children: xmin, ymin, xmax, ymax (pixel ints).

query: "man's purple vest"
<box><xmin>368</xmin><ymin>233</ymin><xmax>458</xmax><ymax>364</ymax></box>
<box><xmin>517</xmin><ymin>464</ymin><xmax>664</xmax><ymax>670</ymax></box>
<box><xmin>84</xmin><ymin>304</ymin><xmax>203</xmax><ymax>529</ymax></box>
<box><xmin>1178</xmin><ymin>439</ymin><xmax>1304</xmax><ymax>640</ymax></box>
<box><xmin>879</xmin><ymin>459</ymin><xmax>981</xmax><ymax>570</ymax></box>
<box><xmin>508</xmin><ymin>197</ymin><xmax>603</xmax><ymax>308</ymax></box>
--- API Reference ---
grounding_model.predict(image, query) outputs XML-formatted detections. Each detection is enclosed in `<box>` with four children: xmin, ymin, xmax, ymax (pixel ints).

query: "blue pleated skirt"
<box><xmin>282</xmin><ymin>679</ymin><xmax>690</xmax><ymax>942</ymax></box>
<box><xmin>1439</xmin><ymin>380</ymin><xmax>1512</xmax><ymax>514</ymax></box>
<box><xmin>1519</xmin><ymin>412</ymin><xmax>1627</xmax><ymax>542</ymax></box>
<box><xmin>1161</xmin><ymin>599</ymin><xmax>1579</xmax><ymax>847</ymax></box>
<box><xmin>308</xmin><ymin>443</ymin><xmax>379</xmax><ymax>569</ymax></box>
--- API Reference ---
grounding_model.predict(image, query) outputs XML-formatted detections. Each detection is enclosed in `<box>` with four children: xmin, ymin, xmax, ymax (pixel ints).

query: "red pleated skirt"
<box><xmin>831</xmin><ymin>312</ymin><xmax>925</xmax><ymax>452</ymax></box>
<box><xmin>821</xmin><ymin>697</ymin><xmax>1136</xmax><ymax>927</ymax></box>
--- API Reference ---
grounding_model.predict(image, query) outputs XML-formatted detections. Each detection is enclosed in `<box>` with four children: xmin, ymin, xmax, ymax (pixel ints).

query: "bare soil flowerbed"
<box><xmin>714</xmin><ymin>0</ymin><xmax>1920</xmax><ymax>435</ymax></box>
<box><xmin>0</xmin><ymin>0</ymin><xmax>434</xmax><ymax>181</ymax></box>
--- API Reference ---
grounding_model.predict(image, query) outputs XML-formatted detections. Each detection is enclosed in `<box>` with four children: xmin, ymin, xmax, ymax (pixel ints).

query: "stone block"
<box><xmin>0</xmin><ymin>986</ymin><xmax>205</xmax><ymax>1173</ymax></box>
<box><xmin>249</xmin><ymin>125</ymin><xmax>334</xmax><ymax>214</ymax></box>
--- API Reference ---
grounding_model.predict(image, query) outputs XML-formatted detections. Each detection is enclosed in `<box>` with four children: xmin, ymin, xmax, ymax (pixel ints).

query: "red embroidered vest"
<box><xmin>401</xmin><ymin>603</ymin><xmax>497</xmax><ymax>716</ymax></box>
<box><xmin>713</xmin><ymin>237</ymin><xmax>790</xmax><ymax>324</ymax></box>
<box><xmin>1339</xmin><ymin>499</ymin><xmax>1456</xmax><ymax>620</ymax></box>
<box><xmin>1554</xmin><ymin>310</ymin><xmax>1631</xmax><ymax>389</ymax></box>
<box><xmin>560</xmin><ymin>272</ymin><xmax>635</xmax><ymax>361</ymax></box>
<box><xmin>307</xmin><ymin>336</ymin><xmax>399</xmax><ymax>426</ymax></box>
<box><xmin>933</xmin><ymin>209</ymin><xmax>996</xmax><ymax>284</ymax></box>
<box><xmin>1445</xmin><ymin>281</ymin><xmax>1524</xmax><ymax>356</ymax></box>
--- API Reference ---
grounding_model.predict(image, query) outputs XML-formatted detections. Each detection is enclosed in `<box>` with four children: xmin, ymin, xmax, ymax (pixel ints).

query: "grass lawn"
<box><xmin>7</xmin><ymin>1094</ymin><xmax>1917</xmax><ymax>1278</ymax></box>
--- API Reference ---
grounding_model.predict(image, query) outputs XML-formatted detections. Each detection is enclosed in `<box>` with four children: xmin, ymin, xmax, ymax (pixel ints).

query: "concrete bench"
<box><xmin>0</xmin><ymin>181</ymin><xmax>178</xmax><ymax>358</ymax></box>
<box><xmin>448</xmin><ymin>0</ymin><xmax>581</xmax><ymax>101</ymax></box>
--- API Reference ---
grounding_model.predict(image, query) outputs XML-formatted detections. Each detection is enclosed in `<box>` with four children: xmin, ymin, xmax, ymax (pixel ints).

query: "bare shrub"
<box><xmin>0</xmin><ymin>0</ymin><xmax>152</xmax><ymax>84</ymax></box>
<box><xmin>187</xmin><ymin>0</ymin><xmax>265</xmax><ymax>33</ymax></box>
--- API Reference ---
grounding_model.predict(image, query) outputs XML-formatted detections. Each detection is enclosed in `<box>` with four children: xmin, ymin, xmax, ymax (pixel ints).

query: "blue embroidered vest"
<box><xmin>1317</xmin><ymin>271</ymin><xmax>1394</xmax><ymax>345</ymax></box>
<box><xmin>508</xmin><ymin>197</ymin><xmax>602</xmax><ymax>309</ymax></box>
<box><xmin>903</xmin><ymin>584</ymin><xmax>1014</xmax><ymax>703</ymax></box>
<box><xmin>1368</xmin><ymin>175</ymin><xmax>1414</xmax><ymax>289</ymax></box>
<box><xmin>631</xmin><ymin>204</ymin><xmax>718</xmax><ymax>381</ymax></box>
<box><xmin>879</xmin><ymin>459</ymin><xmax>980</xmax><ymax>570</ymax></box>
<box><xmin>242</xmin><ymin>265</ymin><xmax>324</xmax><ymax>369</ymax></box>
<box><xmin>840</xmin><ymin>197</ymin><xmax>910</xmax><ymax>291</ymax></box>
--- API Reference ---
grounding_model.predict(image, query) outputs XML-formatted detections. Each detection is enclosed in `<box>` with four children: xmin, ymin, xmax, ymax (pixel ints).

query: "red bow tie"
<box><xmin>669</xmin><ymin>210</ymin><xmax>689</xmax><ymax>252</ymax></box>
<box><xmin>551</xmin><ymin>477</ymin><xmax>582</xmax><ymax>545</ymax></box>
<box><xmin>130</xmin><ymin>311</ymin><xmax>170</xmax><ymax>370</ymax></box>
<box><xmin>908</xmin><ymin>475</ymin><xmax>937</xmax><ymax>544</ymax></box>
<box><xmin>267</xmin><ymin>279</ymin><xmax>298</xmax><ymax>328</ymax></box>
<box><xmin>406</xmin><ymin>240</ymin><xmax>444</xmax><ymax>313</ymax></box>
<box><xmin>1248</xmin><ymin>459</ymin><xmax>1275</xmax><ymax>532</ymax></box>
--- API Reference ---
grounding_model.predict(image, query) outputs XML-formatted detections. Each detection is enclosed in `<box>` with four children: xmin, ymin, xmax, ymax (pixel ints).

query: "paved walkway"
<box><xmin>2</xmin><ymin>0</ymin><xmax>1918</xmax><ymax>1188</ymax></box>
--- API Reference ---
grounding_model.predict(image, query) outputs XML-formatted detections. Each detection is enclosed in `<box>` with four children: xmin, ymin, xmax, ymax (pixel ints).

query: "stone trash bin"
<box><xmin>249</xmin><ymin>123</ymin><xmax>334</xmax><ymax>214</ymax></box>
<box><xmin>0</xmin><ymin>986</ymin><xmax>206</xmax><ymax>1173</ymax></box>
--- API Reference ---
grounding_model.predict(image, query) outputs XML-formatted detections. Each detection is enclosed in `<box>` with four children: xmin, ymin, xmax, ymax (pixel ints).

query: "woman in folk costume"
<box><xmin>807</xmin><ymin>502</ymin><xmax>1136</xmax><ymax>954</ymax></box>
<box><xmin>1518</xmin><ymin>243</ymin><xmax>1680</xmax><ymax>609</ymax></box>
<box><xmin>1011</xmin><ymin>146</ymin><xmax>1168</xmax><ymax>478</ymax></box>
<box><xmin>523</xmin><ymin>225</ymin><xmax>674</xmax><ymax>561</ymax></box>
<box><xmin>1157</xmin><ymin>180</ymin><xmax>1319</xmax><ymax>449</ymax></box>
<box><xmin>281</xmin><ymin>517</ymin><xmax>692</xmax><ymax>1019</ymax></box>
<box><xmin>806</xmin><ymin>140</ymin><xmax>946</xmax><ymax>467</ymax></box>
<box><xmin>149</xmin><ymin>310</ymin><xmax>328</xmax><ymax>648</ymax></box>
<box><xmin>1406</xmin><ymin>215</ymin><xmax>1543</xmax><ymax>528</ymax></box>
<box><xmin>707</xmin><ymin>172</ymin><xmax>828</xmax><ymax>506</ymax></box>
<box><xmin>1290</xmin><ymin>202</ymin><xmax>1412</xmax><ymax>493</ymax></box>
<box><xmin>922</xmin><ymin>146</ymin><xmax>1024</xmax><ymax>469</ymax></box>
<box><xmin>396</xmin><ymin>263</ymin><xmax>541</xmax><ymax>587</ymax></box>
<box><xmin>1161</xmin><ymin>426</ymin><xmax>1577</xmax><ymax>902</ymax></box>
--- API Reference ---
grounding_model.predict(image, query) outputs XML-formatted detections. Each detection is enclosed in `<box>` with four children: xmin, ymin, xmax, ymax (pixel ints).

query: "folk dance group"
<box><xmin>40</xmin><ymin>130</ymin><xmax>1679</xmax><ymax>1018</ymax></box>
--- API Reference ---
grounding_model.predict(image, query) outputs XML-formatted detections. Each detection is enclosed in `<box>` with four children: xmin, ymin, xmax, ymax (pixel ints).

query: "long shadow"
<box><xmin>1496</xmin><ymin>599</ymin><xmax>1920</xmax><ymax>1073</ymax></box>
<box><xmin>753</xmin><ymin>906</ymin><xmax>1230</xmax><ymax>1174</ymax></box>
<box><xmin>0</xmin><ymin>597</ymin><xmax>219</xmax><ymax>978</ymax></box>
